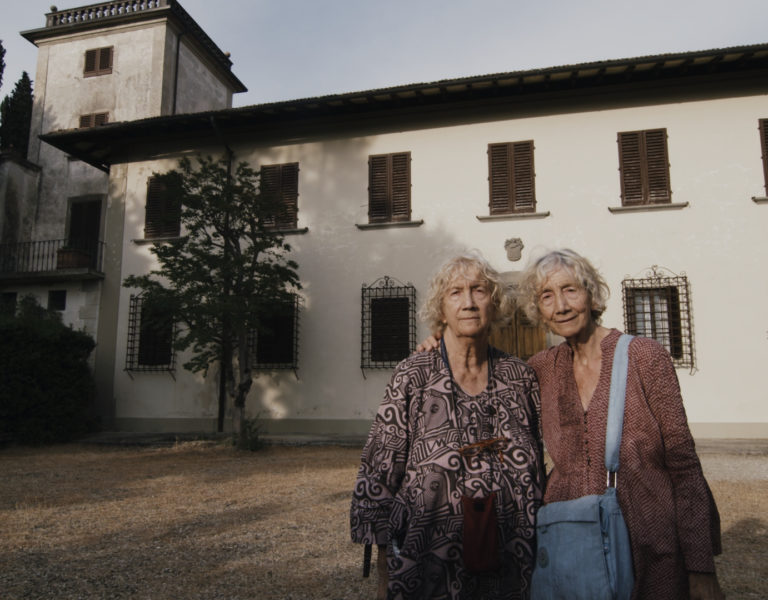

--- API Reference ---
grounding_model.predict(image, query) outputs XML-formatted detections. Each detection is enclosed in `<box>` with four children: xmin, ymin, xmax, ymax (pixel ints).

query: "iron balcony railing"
<box><xmin>0</xmin><ymin>239</ymin><xmax>105</xmax><ymax>275</ymax></box>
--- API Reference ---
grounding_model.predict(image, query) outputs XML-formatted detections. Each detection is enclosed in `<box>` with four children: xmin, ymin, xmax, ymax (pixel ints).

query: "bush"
<box><xmin>0</xmin><ymin>296</ymin><xmax>98</xmax><ymax>444</ymax></box>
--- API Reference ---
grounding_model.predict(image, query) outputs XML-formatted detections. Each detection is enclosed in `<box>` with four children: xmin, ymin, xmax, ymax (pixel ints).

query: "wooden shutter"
<box><xmin>760</xmin><ymin>119</ymin><xmax>768</xmax><ymax>194</ymax></box>
<box><xmin>84</xmin><ymin>49</ymin><xmax>98</xmax><ymax>75</ymax></box>
<box><xmin>98</xmin><ymin>47</ymin><xmax>113</xmax><ymax>72</ymax></box>
<box><xmin>618</xmin><ymin>129</ymin><xmax>670</xmax><ymax>206</ymax></box>
<box><xmin>261</xmin><ymin>163</ymin><xmax>299</xmax><ymax>229</ymax></box>
<box><xmin>368</xmin><ymin>155</ymin><xmax>391</xmax><ymax>222</ymax></box>
<box><xmin>79</xmin><ymin>112</ymin><xmax>109</xmax><ymax>128</ymax></box>
<box><xmin>489</xmin><ymin>144</ymin><xmax>512</xmax><ymax>214</ymax></box>
<box><xmin>488</xmin><ymin>141</ymin><xmax>535</xmax><ymax>214</ymax></box>
<box><xmin>645</xmin><ymin>129</ymin><xmax>670</xmax><ymax>203</ymax></box>
<box><xmin>79</xmin><ymin>114</ymin><xmax>93</xmax><ymax>128</ymax></box>
<box><xmin>144</xmin><ymin>175</ymin><xmax>181</xmax><ymax>238</ymax></box>
<box><xmin>368</xmin><ymin>153</ymin><xmax>411</xmax><ymax>222</ymax></box>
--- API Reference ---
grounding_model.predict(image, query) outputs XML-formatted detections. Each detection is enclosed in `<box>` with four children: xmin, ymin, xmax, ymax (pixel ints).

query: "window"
<box><xmin>249</xmin><ymin>294</ymin><xmax>300</xmax><ymax>370</ymax></box>
<box><xmin>126</xmin><ymin>293</ymin><xmax>175</xmax><ymax>372</ymax></box>
<box><xmin>1</xmin><ymin>292</ymin><xmax>17</xmax><ymax>315</ymax></box>
<box><xmin>79</xmin><ymin>112</ymin><xmax>109</xmax><ymax>128</ymax></box>
<box><xmin>618</xmin><ymin>129</ymin><xmax>671</xmax><ymax>206</ymax></box>
<box><xmin>48</xmin><ymin>290</ymin><xmax>66</xmax><ymax>312</ymax></box>
<box><xmin>488</xmin><ymin>141</ymin><xmax>536</xmax><ymax>214</ymax></box>
<box><xmin>368</xmin><ymin>152</ymin><xmax>411</xmax><ymax>223</ymax></box>
<box><xmin>260</xmin><ymin>163</ymin><xmax>299</xmax><ymax>229</ymax></box>
<box><xmin>84</xmin><ymin>47</ymin><xmax>113</xmax><ymax>77</ymax></box>
<box><xmin>361</xmin><ymin>276</ymin><xmax>416</xmax><ymax>369</ymax></box>
<box><xmin>622</xmin><ymin>267</ymin><xmax>694</xmax><ymax>369</ymax></box>
<box><xmin>144</xmin><ymin>174</ymin><xmax>182</xmax><ymax>239</ymax></box>
<box><xmin>760</xmin><ymin>119</ymin><xmax>768</xmax><ymax>194</ymax></box>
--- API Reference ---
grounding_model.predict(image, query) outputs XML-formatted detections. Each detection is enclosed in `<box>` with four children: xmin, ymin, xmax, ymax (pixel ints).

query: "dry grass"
<box><xmin>0</xmin><ymin>441</ymin><xmax>765</xmax><ymax>599</ymax></box>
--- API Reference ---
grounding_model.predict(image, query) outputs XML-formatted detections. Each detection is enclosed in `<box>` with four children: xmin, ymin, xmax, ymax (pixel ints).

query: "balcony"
<box><xmin>0</xmin><ymin>239</ymin><xmax>105</xmax><ymax>283</ymax></box>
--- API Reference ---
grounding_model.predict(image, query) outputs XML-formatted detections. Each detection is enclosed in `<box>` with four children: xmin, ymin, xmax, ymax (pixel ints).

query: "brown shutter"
<box><xmin>390</xmin><ymin>152</ymin><xmax>411</xmax><ymax>221</ymax></box>
<box><xmin>618</xmin><ymin>131</ymin><xmax>644</xmax><ymax>205</ymax></box>
<box><xmin>79</xmin><ymin>114</ymin><xmax>93</xmax><ymax>128</ymax></box>
<box><xmin>645</xmin><ymin>129</ymin><xmax>670</xmax><ymax>203</ymax></box>
<box><xmin>368</xmin><ymin>153</ymin><xmax>411</xmax><ymax>223</ymax></box>
<box><xmin>98</xmin><ymin>47</ymin><xmax>113</xmax><ymax>72</ymax></box>
<box><xmin>279</xmin><ymin>163</ymin><xmax>299</xmax><ymax>228</ymax></box>
<box><xmin>512</xmin><ymin>141</ymin><xmax>535</xmax><ymax>211</ymax></box>
<box><xmin>84</xmin><ymin>49</ymin><xmax>97</xmax><ymax>75</ymax></box>
<box><xmin>489</xmin><ymin>143</ymin><xmax>511</xmax><ymax>214</ymax></box>
<box><xmin>94</xmin><ymin>112</ymin><xmax>109</xmax><ymax>126</ymax></box>
<box><xmin>368</xmin><ymin>155</ymin><xmax>391</xmax><ymax>222</ymax></box>
<box><xmin>488</xmin><ymin>142</ymin><xmax>535</xmax><ymax>214</ymax></box>
<box><xmin>760</xmin><ymin>119</ymin><xmax>768</xmax><ymax>194</ymax></box>
<box><xmin>619</xmin><ymin>129</ymin><xmax>670</xmax><ymax>205</ymax></box>
<box><xmin>144</xmin><ymin>176</ymin><xmax>181</xmax><ymax>238</ymax></box>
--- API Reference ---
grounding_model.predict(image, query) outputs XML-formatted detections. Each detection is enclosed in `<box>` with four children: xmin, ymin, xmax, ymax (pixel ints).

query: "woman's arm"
<box><xmin>350</xmin><ymin>361</ymin><xmax>413</xmax><ymax>545</ymax></box>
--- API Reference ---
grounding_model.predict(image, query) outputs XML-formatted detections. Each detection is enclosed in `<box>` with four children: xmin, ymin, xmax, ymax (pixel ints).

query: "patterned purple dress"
<box><xmin>350</xmin><ymin>348</ymin><xmax>544</xmax><ymax>599</ymax></box>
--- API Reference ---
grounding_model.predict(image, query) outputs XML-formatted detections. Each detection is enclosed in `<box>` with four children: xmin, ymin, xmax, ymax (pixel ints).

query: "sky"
<box><xmin>1</xmin><ymin>0</ymin><xmax>768</xmax><ymax>107</ymax></box>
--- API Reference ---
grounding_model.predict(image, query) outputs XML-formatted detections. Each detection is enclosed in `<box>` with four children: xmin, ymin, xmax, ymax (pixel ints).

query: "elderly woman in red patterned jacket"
<box><xmin>351</xmin><ymin>253</ymin><xmax>544</xmax><ymax>600</ymax></box>
<box><xmin>517</xmin><ymin>248</ymin><xmax>723</xmax><ymax>600</ymax></box>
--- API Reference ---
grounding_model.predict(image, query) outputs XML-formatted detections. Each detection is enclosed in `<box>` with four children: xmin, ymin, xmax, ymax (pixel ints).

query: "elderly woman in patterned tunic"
<box><xmin>350</xmin><ymin>253</ymin><xmax>544</xmax><ymax>600</ymax></box>
<box><xmin>517</xmin><ymin>249</ymin><xmax>723</xmax><ymax>600</ymax></box>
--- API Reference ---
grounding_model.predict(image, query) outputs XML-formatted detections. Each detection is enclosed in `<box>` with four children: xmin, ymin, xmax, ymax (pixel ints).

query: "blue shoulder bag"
<box><xmin>530</xmin><ymin>334</ymin><xmax>635</xmax><ymax>600</ymax></box>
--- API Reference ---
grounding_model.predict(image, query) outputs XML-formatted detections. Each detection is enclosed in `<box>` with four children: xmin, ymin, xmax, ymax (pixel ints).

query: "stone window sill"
<box><xmin>752</xmin><ymin>196</ymin><xmax>768</xmax><ymax>204</ymax></box>
<box><xmin>476</xmin><ymin>211</ymin><xmax>550</xmax><ymax>222</ymax></box>
<box><xmin>356</xmin><ymin>220</ymin><xmax>424</xmax><ymax>230</ymax></box>
<box><xmin>608</xmin><ymin>202</ymin><xmax>689</xmax><ymax>214</ymax></box>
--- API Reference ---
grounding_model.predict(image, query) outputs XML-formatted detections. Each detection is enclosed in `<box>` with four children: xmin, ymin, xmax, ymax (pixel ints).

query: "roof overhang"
<box><xmin>40</xmin><ymin>42</ymin><xmax>768</xmax><ymax>172</ymax></box>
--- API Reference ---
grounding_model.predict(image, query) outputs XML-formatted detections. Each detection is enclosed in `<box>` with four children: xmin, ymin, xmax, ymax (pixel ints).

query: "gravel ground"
<box><xmin>0</xmin><ymin>440</ymin><xmax>765</xmax><ymax>599</ymax></box>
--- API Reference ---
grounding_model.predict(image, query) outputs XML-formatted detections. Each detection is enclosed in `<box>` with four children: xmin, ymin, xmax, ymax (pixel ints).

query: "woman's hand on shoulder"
<box><xmin>689</xmin><ymin>572</ymin><xmax>725</xmax><ymax>600</ymax></box>
<box><xmin>415</xmin><ymin>332</ymin><xmax>441</xmax><ymax>353</ymax></box>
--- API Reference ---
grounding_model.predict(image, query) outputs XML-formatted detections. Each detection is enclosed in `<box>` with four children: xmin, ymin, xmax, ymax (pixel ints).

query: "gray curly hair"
<box><xmin>517</xmin><ymin>248</ymin><xmax>610</xmax><ymax>327</ymax></box>
<box><xmin>419</xmin><ymin>252</ymin><xmax>514</xmax><ymax>334</ymax></box>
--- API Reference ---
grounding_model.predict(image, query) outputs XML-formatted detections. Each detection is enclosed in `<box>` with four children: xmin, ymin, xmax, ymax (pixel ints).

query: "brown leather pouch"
<box><xmin>461</xmin><ymin>492</ymin><xmax>500</xmax><ymax>574</ymax></box>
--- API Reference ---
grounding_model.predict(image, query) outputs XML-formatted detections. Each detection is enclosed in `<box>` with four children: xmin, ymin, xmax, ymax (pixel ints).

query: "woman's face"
<box><xmin>537</xmin><ymin>267</ymin><xmax>594</xmax><ymax>339</ymax></box>
<box><xmin>441</xmin><ymin>268</ymin><xmax>494</xmax><ymax>339</ymax></box>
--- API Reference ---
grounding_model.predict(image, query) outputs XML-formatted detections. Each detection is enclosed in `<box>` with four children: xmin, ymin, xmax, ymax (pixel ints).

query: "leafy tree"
<box><xmin>0</xmin><ymin>296</ymin><xmax>97</xmax><ymax>444</ymax></box>
<box><xmin>123</xmin><ymin>155</ymin><xmax>301</xmax><ymax>446</ymax></box>
<box><xmin>0</xmin><ymin>40</ymin><xmax>5</xmax><ymax>89</ymax></box>
<box><xmin>0</xmin><ymin>71</ymin><xmax>33</xmax><ymax>157</ymax></box>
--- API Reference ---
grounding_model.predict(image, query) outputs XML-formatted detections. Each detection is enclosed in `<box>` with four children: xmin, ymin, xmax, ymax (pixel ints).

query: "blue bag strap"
<box><xmin>605</xmin><ymin>334</ymin><xmax>633</xmax><ymax>474</ymax></box>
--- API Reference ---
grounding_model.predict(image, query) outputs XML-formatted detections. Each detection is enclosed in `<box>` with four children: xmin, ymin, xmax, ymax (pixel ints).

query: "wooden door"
<box><xmin>490</xmin><ymin>307</ymin><xmax>547</xmax><ymax>361</ymax></box>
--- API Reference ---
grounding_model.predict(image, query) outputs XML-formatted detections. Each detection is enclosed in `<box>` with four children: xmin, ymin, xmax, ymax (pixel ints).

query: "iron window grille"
<box><xmin>260</xmin><ymin>163</ymin><xmax>300</xmax><ymax>230</ymax></box>
<box><xmin>126</xmin><ymin>292</ymin><xmax>175</xmax><ymax>373</ymax></box>
<box><xmin>622</xmin><ymin>266</ymin><xmax>694</xmax><ymax>371</ymax></box>
<box><xmin>84</xmin><ymin>46</ymin><xmax>113</xmax><ymax>77</ymax></box>
<box><xmin>361</xmin><ymin>276</ymin><xmax>416</xmax><ymax>370</ymax></box>
<box><xmin>618</xmin><ymin>129</ymin><xmax>671</xmax><ymax>206</ymax></box>
<box><xmin>248</xmin><ymin>294</ymin><xmax>301</xmax><ymax>372</ymax></box>
<box><xmin>368</xmin><ymin>152</ymin><xmax>412</xmax><ymax>223</ymax></box>
<box><xmin>488</xmin><ymin>141</ymin><xmax>536</xmax><ymax>214</ymax></box>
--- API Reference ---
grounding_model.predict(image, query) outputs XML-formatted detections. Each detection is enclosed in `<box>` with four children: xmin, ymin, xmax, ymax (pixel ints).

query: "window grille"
<box><xmin>488</xmin><ymin>141</ymin><xmax>536</xmax><ymax>214</ymax></box>
<box><xmin>144</xmin><ymin>174</ymin><xmax>182</xmax><ymax>239</ymax></box>
<box><xmin>622</xmin><ymin>266</ymin><xmax>694</xmax><ymax>370</ymax></box>
<box><xmin>260</xmin><ymin>163</ymin><xmax>299</xmax><ymax>230</ymax></box>
<box><xmin>84</xmin><ymin>47</ymin><xmax>113</xmax><ymax>76</ymax></box>
<box><xmin>1</xmin><ymin>292</ymin><xmax>17</xmax><ymax>315</ymax></box>
<box><xmin>618</xmin><ymin>129</ymin><xmax>671</xmax><ymax>206</ymax></box>
<box><xmin>368</xmin><ymin>152</ymin><xmax>412</xmax><ymax>223</ymax></box>
<box><xmin>126</xmin><ymin>293</ymin><xmax>175</xmax><ymax>372</ymax></box>
<box><xmin>248</xmin><ymin>294</ymin><xmax>301</xmax><ymax>371</ymax></box>
<box><xmin>361</xmin><ymin>276</ymin><xmax>416</xmax><ymax>369</ymax></box>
